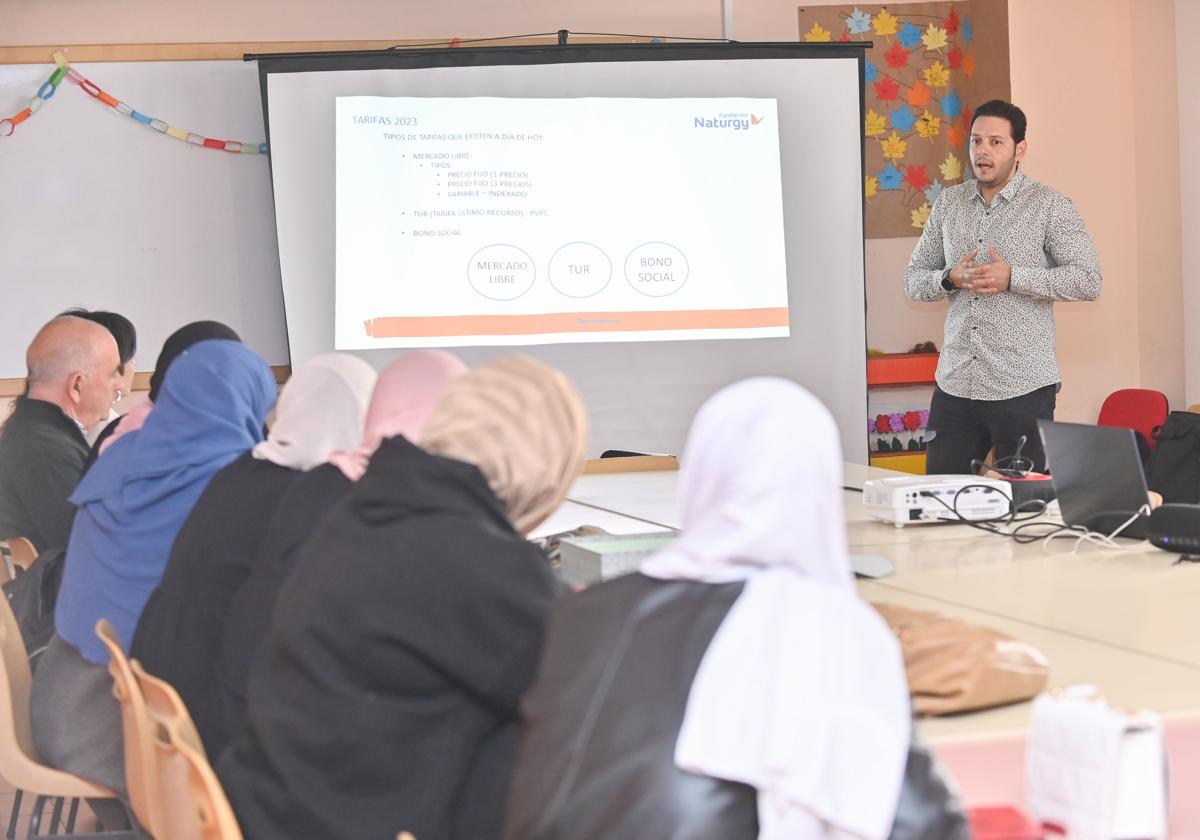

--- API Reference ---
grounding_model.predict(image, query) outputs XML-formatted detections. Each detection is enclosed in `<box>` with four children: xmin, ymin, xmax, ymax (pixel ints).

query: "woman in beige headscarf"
<box><xmin>420</xmin><ymin>354</ymin><xmax>588</xmax><ymax>533</ymax></box>
<box><xmin>219</xmin><ymin>355</ymin><xmax>588</xmax><ymax>840</ymax></box>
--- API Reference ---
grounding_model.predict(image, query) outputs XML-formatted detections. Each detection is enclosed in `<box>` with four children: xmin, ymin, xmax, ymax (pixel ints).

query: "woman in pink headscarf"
<box><xmin>327</xmin><ymin>349</ymin><xmax>468</xmax><ymax>481</ymax></box>
<box><xmin>201</xmin><ymin>349</ymin><xmax>466</xmax><ymax>755</ymax></box>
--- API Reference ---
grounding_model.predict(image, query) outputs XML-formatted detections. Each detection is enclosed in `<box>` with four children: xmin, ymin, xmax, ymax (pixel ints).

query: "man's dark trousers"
<box><xmin>924</xmin><ymin>383</ymin><xmax>1058</xmax><ymax>475</ymax></box>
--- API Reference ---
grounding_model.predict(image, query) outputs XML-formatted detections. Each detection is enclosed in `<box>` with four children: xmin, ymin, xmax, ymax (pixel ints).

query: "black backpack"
<box><xmin>1</xmin><ymin>548</ymin><xmax>65</xmax><ymax>670</ymax></box>
<box><xmin>1146</xmin><ymin>411</ymin><xmax>1200</xmax><ymax>503</ymax></box>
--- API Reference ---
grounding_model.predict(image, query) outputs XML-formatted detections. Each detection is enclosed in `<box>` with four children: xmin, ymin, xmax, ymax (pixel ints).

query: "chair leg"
<box><xmin>65</xmin><ymin>799</ymin><xmax>80</xmax><ymax>834</ymax></box>
<box><xmin>7</xmin><ymin>789</ymin><xmax>23</xmax><ymax>840</ymax></box>
<box><xmin>49</xmin><ymin>798</ymin><xmax>64</xmax><ymax>833</ymax></box>
<box><xmin>28</xmin><ymin>794</ymin><xmax>47</xmax><ymax>837</ymax></box>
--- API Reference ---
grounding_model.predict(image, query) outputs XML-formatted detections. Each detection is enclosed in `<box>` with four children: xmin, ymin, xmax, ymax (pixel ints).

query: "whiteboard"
<box><xmin>0</xmin><ymin>60</ymin><xmax>289</xmax><ymax>379</ymax></box>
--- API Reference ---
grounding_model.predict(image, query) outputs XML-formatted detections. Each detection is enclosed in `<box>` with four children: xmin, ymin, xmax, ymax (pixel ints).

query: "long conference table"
<box><xmin>535</xmin><ymin>462</ymin><xmax>1200</xmax><ymax>829</ymax></box>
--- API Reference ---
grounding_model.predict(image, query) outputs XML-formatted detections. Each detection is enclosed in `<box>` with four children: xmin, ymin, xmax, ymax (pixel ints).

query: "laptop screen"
<box><xmin>1037</xmin><ymin>420</ymin><xmax>1150</xmax><ymax>533</ymax></box>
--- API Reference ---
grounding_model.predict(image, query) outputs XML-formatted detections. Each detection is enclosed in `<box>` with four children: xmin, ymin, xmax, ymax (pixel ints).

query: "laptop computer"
<box><xmin>1037</xmin><ymin>420</ymin><xmax>1151</xmax><ymax>539</ymax></box>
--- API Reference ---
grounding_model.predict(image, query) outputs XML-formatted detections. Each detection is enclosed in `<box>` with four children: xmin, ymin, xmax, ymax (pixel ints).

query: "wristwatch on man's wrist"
<box><xmin>940</xmin><ymin>268</ymin><xmax>955</xmax><ymax>291</ymax></box>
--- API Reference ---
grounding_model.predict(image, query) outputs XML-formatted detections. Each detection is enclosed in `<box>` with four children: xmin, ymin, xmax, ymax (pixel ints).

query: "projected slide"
<box><xmin>335</xmin><ymin>96</ymin><xmax>789</xmax><ymax>348</ymax></box>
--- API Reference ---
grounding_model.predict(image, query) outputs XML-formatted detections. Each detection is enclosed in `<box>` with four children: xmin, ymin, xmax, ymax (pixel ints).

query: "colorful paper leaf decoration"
<box><xmin>865</xmin><ymin>108</ymin><xmax>887</xmax><ymax>137</ymax></box>
<box><xmin>946</xmin><ymin>123</ymin><xmax>965</xmax><ymax>148</ymax></box>
<box><xmin>962</xmin><ymin>18</ymin><xmax>974</xmax><ymax>43</ymax></box>
<box><xmin>897</xmin><ymin>22</ymin><xmax>923</xmax><ymax>48</ymax></box>
<box><xmin>940</xmin><ymin>90</ymin><xmax>962</xmax><ymax>119</ymax></box>
<box><xmin>885</xmin><ymin>40</ymin><xmax>910</xmax><ymax>69</ymax></box>
<box><xmin>904</xmin><ymin>163</ymin><xmax>931</xmax><ymax>191</ymax></box>
<box><xmin>922</xmin><ymin>24</ymin><xmax>949</xmax><ymax>52</ymax></box>
<box><xmin>924</xmin><ymin>61</ymin><xmax>950</xmax><ymax>88</ymax></box>
<box><xmin>962</xmin><ymin>53</ymin><xmax>976</xmax><ymax>77</ymax></box>
<box><xmin>804</xmin><ymin>22</ymin><xmax>833</xmax><ymax>42</ymax></box>
<box><xmin>865</xmin><ymin>62</ymin><xmax>878</xmax><ymax>82</ymax></box>
<box><xmin>880</xmin><ymin>130</ymin><xmax>908</xmax><ymax>161</ymax></box>
<box><xmin>924</xmin><ymin>181</ymin><xmax>944</xmax><ymax>205</ymax></box>
<box><xmin>873</xmin><ymin>8</ymin><xmax>899</xmax><ymax>37</ymax></box>
<box><xmin>911</xmin><ymin>202</ymin><xmax>932</xmax><ymax>228</ymax></box>
<box><xmin>874</xmin><ymin>75</ymin><xmax>901</xmax><ymax>102</ymax></box>
<box><xmin>891</xmin><ymin>105</ymin><xmax>917</xmax><ymax>132</ymax></box>
<box><xmin>948</xmin><ymin>46</ymin><xmax>964</xmax><ymax>69</ymax></box>
<box><xmin>907</xmin><ymin>79</ymin><xmax>932</xmax><ymax>108</ymax></box>
<box><xmin>944</xmin><ymin>8</ymin><xmax>961</xmax><ymax>35</ymax></box>
<box><xmin>847</xmin><ymin>7</ymin><xmax>873</xmax><ymax>35</ymax></box>
<box><xmin>865</xmin><ymin>175</ymin><xmax>879</xmax><ymax>200</ymax></box>
<box><xmin>939</xmin><ymin>152</ymin><xmax>963</xmax><ymax>182</ymax></box>
<box><xmin>916</xmin><ymin>110</ymin><xmax>942</xmax><ymax>139</ymax></box>
<box><xmin>878</xmin><ymin>163</ymin><xmax>903</xmax><ymax>190</ymax></box>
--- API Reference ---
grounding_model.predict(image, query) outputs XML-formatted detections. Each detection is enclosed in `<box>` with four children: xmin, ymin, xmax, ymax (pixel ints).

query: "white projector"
<box><xmin>862</xmin><ymin>475</ymin><xmax>1013</xmax><ymax>527</ymax></box>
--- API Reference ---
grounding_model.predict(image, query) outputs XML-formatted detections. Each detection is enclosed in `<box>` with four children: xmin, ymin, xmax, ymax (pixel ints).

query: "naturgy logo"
<box><xmin>693</xmin><ymin>112</ymin><xmax>765</xmax><ymax>131</ymax></box>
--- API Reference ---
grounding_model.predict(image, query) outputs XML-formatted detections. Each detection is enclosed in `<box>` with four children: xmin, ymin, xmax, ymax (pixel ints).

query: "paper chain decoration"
<box><xmin>0</xmin><ymin>51</ymin><xmax>268</xmax><ymax>154</ymax></box>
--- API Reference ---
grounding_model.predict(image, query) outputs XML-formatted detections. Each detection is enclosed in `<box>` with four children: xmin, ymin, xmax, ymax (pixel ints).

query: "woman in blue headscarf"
<box><xmin>30</xmin><ymin>339</ymin><xmax>276</xmax><ymax>805</ymax></box>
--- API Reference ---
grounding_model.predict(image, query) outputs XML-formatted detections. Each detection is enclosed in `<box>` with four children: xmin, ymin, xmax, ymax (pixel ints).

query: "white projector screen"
<box><xmin>334</xmin><ymin>95</ymin><xmax>790</xmax><ymax>348</ymax></box>
<box><xmin>258</xmin><ymin>44</ymin><xmax>870</xmax><ymax>461</ymax></box>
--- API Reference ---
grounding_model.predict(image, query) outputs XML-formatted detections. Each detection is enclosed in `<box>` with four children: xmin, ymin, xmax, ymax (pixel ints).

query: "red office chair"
<box><xmin>1097</xmin><ymin>388</ymin><xmax>1169</xmax><ymax>453</ymax></box>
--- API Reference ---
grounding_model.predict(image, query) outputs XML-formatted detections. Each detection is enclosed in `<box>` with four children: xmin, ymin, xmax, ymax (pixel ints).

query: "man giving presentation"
<box><xmin>903</xmin><ymin>99</ymin><xmax>1101</xmax><ymax>475</ymax></box>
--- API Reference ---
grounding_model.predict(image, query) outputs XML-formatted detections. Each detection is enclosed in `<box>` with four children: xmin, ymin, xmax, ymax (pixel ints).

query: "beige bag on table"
<box><xmin>873</xmin><ymin>603</ymin><xmax>1050</xmax><ymax>715</ymax></box>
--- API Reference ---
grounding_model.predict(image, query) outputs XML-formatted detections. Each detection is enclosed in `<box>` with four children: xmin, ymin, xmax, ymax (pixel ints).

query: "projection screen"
<box><xmin>256</xmin><ymin>43</ymin><xmax>870</xmax><ymax>461</ymax></box>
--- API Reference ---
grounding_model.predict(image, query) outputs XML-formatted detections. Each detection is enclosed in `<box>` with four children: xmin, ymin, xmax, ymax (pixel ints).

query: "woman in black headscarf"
<box><xmin>131</xmin><ymin>353</ymin><xmax>376</xmax><ymax>752</ymax></box>
<box><xmin>218</xmin><ymin>356</ymin><xmax>588</xmax><ymax>840</ymax></box>
<box><xmin>83</xmin><ymin>320</ymin><xmax>240</xmax><ymax>471</ymax></box>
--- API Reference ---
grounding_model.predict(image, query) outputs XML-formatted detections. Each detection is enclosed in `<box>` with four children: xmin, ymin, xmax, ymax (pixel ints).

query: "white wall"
<box><xmin>1178</xmin><ymin>0</ymin><xmax>1200</xmax><ymax>408</ymax></box>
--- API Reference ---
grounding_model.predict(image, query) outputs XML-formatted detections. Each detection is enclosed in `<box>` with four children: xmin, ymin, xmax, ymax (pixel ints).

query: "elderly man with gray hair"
<box><xmin>0</xmin><ymin>316</ymin><xmax>121</xmax><ymax>552</ymax></box>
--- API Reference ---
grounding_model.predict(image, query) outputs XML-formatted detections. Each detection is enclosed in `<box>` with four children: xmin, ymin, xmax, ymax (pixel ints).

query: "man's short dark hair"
<box><xmin>970</xmin><ymin>100</ymin><xmax>1027</xmax><ymax>144</ymax></box>
<box><xmin>59</xmin><ymin>308</ymin><xmax>137</xmax><ymax>372</ymax></box>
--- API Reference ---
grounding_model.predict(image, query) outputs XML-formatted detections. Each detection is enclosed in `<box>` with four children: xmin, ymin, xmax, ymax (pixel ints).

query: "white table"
<box><xmin>544</xmin><ymin>464</ymin><xmax>1200</xmax><ymax>740</ymax></box>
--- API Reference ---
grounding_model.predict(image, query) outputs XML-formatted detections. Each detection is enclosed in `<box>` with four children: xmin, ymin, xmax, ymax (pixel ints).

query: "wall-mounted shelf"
<box><xmin>867</xmin><ymin>352</ymin><xmax>939</xmax><ymax>387</ymax></box>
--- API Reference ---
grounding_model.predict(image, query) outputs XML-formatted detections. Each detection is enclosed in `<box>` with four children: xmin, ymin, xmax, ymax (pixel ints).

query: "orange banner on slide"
<box><xmin>364</xmin><ymin>307</ymin><xmax>789</xmax><ymax>338</ymax></box>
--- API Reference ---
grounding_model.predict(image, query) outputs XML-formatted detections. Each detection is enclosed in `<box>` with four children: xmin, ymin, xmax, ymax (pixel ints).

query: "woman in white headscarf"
<box><xmin>129</xmin><ymin>353</ymin><xmax>377</xmax><ymax>734</ymax></box>
<box><xmin>504</xmin><ymin>377</ymin><xmax>965</xmax><ymax>840</ymax></box>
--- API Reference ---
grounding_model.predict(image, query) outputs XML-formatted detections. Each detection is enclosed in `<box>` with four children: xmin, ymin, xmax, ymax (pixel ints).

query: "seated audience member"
<box><xmin>205</xmin><ymin>349</ymin><xmax>466</xmax><ymax>755</ymax></box>
<box><xmin>84</xmin><ymin>320</ymin><xmax>241</xmax><ymax>470</ymax></box>
<box><xmin>61</xmin><ymin>309</ymin><xmax>137</xmax><ymax>444</ymax></box>
<box><xmin>219</xmin><ymin>356</ymin><xmax>587</xmax><ymax>840</ymax></box>
<box><xmin>503</xmin><ymin>378</ymin><xmax>967</xmax><ymax>840</ymax></box>
<box><xmin>130</xmin><ymin>353</ymin><xmax>378</xmax><ymax>743</ymax></box>
<box><xmin>0</xmin><ymin>316</ymin><xmax>120</xmax><ymax>552</ymax></box>
<box><xmin>30</xmin><ymin>340</ymin><xmax>276</xmax><ymax>800</ymax></box>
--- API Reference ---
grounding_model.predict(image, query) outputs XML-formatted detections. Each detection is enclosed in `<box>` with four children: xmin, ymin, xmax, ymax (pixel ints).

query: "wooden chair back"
<box><xmin>96</xmin><ymin>618</ymin><xmax>166</xmax><ymax>837</ymax></box>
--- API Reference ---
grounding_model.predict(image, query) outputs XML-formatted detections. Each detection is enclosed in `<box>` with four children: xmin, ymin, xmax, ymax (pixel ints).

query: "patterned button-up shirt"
<box><xmin>904</xmin><ymin>170</ymin><xmax>1101</xmax><ymax>400</ymax></box>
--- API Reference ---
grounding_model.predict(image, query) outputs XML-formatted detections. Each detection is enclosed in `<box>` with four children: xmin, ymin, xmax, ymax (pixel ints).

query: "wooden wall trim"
<box><xmin>0</xmin><ymin>365</ymin><xmax>291</xmax><ymax>398</ymax></box>
<box><xmin>0</xmin><ymin>36</ymin><xmax>657</xmax><ymax>64</ymax></box>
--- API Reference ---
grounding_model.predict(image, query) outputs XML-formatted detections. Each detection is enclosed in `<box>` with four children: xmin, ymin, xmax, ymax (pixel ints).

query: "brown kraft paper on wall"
<box><xmin>798</xmin><ymin>1</ymin><xmax>1010</xmax><ymax>239</ymax></box>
